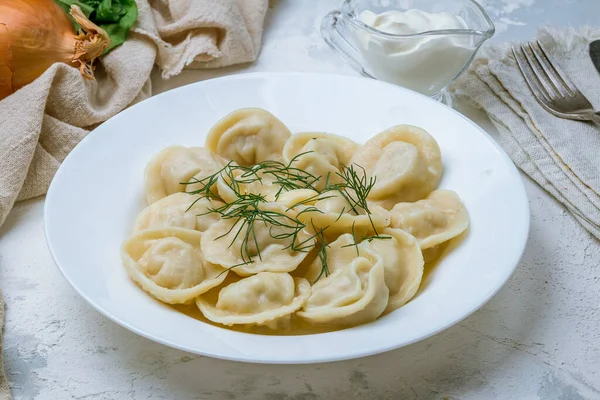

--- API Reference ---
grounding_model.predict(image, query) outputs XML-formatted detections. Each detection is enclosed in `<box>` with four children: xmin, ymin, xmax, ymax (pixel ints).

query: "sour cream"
<box><xmin>354</xmin><ymin>9</ymin><xmax>475</xmax><ymax>96</ymax></box>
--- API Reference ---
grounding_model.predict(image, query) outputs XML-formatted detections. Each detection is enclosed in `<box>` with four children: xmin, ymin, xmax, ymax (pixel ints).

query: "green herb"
<box><xmin>342</xmin><ymin>222</ymin><xmax>361</xmax><ymax>257</ymax></box>
<box><xmin>312</xmin><ymin>224</ymin><xmax>330</xmax><ymax>284</ymax></box>
<box><xmin>210</xmin><ymin>194</ymin><xmax>313</xmax><ymax>277</ymax></box>
<box><xmin>324</xmin><ymin>163</ymin><xmax>392</xmax><ymax>242</ymax></box>
<box><xmin>324</xmin><ymin>164</ymin><xmax>375</xmax><ymax>215</ymax></box>
<box><xmin>253</xmin><ymin>152</ymin><xmax>321</xmax><ymax>199</ymax></box>
<box><xmin>54</xmin><ymin>0</ymin><xmax>138</xmax><ymax>54</ymax></box>
<box><xmin>182</xmin><ymin>153</ymin><xmax>389</xmax><ymax>280</ymax></box>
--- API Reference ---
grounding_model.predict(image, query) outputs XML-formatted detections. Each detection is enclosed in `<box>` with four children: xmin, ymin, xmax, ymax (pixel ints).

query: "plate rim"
<box><xmin>44</xmin><ymin>71</ymin><xmax>530</xmax><ymax>364</ymax></box>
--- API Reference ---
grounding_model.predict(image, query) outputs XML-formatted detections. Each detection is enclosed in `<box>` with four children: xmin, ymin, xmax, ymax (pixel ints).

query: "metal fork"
<box><xmin>512</xmin><ymin>40</ymin><xmax>600</xmax><ymax>124</ymax></box>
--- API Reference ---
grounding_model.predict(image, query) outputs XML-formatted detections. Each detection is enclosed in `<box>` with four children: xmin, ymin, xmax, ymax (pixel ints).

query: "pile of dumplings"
<box><xmin>120</xmin><ymin>108</ymin><xmax>469</xmax><ymax>333</ymax></box>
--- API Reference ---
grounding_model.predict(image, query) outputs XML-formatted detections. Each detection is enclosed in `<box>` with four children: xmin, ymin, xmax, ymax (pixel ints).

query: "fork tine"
<box><xmin>536</xmin><ymin>40</ymin><xmax>578</xmax><ymax>95</ymax></box>
<box><xmin>512</xmin><ymin>46</ymin><xmax>552</xmax><ymax>104</ymax></box>
<box><xmin>519</xmin><ymin>44</ymin><xmax>559</xmax><ymax>100</ymax></box>
<box><xmin>528</xmin><ymin>41</ymin><xmax>573</xmax><ymax>98</ymax></box>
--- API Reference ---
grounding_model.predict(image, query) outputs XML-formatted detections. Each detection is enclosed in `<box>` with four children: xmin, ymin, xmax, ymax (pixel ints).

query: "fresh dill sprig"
<box><xmin>323</xmin><ymin>163</ymin><xmax>391</xmax><ymax>240</ymax></box>
<box><xmin>182</xmin><ymin>152</ymin><xmax>391</xmax><ymax>273</ymax></box>
<box><xmin>324</xmin><ymin>164</ymin><xmax>375</xmax><ymax>215</ymax></box>
<box><xmin>181</xmin><ymin>161</ymin><xmax>236</xmax><ymax>208</ymax></box>
<box><xmin>341</xmin><ymin>221</ymin><xmax>361</xmax><ymax>257</ymax></box>
<box><xmin>258</xmin><ymin>151</ymin><xmax>321</xmax><ymax>198</ymax></box>
<box><xmin>179</xmin><ymin>155</ymin><xmax>325</xmax><ymax>268</ymax></box>
<box><xmin>325</xmin><ymin>164</ymin><xmax>396</xmax><ymax>248</ymax></box>
<box><xmin>311</xmin><ymin>221</ymin><xmax>330</xmax><ymax>284</ymax></box>
<box><xmin>208</xmin><ymin>192</ymin><xmax>315</xmax><ymax>267</ymax></box>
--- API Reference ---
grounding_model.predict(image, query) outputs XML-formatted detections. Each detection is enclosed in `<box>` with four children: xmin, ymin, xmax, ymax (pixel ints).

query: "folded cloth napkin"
<box><xmin>0</xmin><ymin>0</ymin><xmax>268</xmax><ymax>229</ymax></box>
<box><xmin>455</xmin><ymin>27</ymin><xmax>600</xmax><ymax>240</ymax></box>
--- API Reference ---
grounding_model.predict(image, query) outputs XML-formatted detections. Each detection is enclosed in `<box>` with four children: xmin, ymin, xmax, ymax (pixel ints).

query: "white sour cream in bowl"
<box><xmin>321</xmin><ymin>0</ymin><xmax>495</xmax><ymax>104</ymax></box>
<box><xmin>355</xmin><ymin>9</ymin><xmax>473</xmax><ymax>96</ymax></box>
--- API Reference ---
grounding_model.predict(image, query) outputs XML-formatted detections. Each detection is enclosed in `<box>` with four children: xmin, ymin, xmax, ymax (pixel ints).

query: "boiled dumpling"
<box><xmin>133</xmin><ymin>193</ymin><xmax>223</xmax><ymax>232</ymax></box>
<box><xmin>304</xmin><ymin>229</ymin><xmax>423</xmax><ymax>312</ymax></box>
<box><xmin>205</xmin><ymin>108</ymin><xmax>291</xmax><ymax>166</ymax></box>
<box><xmin>275</xmin><ymin>188</ymin><xmax>320</xmax><ymax>209</ymax></box>
<box><xmin>282</xmin><ymin>132</ymin><xmax>360</xmax><ymax>190</ymax></box>
<box><xmin>350</xmin><ymin>125</ymin><xmax>442</xmax><ymax>209</ymax></box>
<box><xmin>296</xmin><ymin>190</ymin><xmax>390</xmax><ymax>239</ymax></box>
<box><xmin>422</xmin><ymin>243</ymin><xmax>448</xmax><ymax>264</ymax></box>
<box><xmin>196</xmin><ymin>272</ymin><xmax>310</xmax><ymax>328</ymax></box>
<box><xmin>216</xmin><ymin>164</ymin><xmax>321</xmax><ymax>205</ymax></box>
<box><xmin>144</xmin><ymin>146</ymin><xmax>227</xmax><ymax>204</ymax></box>
<box><xmin>200</xmin><ymin>202</ymin><xmax>315</xmax><ymax>276</ymax></box>
<box><xmin>367</xmin><ymin>228</ymin><xmax>424</xmax><ymax>313</ymax></box>
<box><xmin>121</xmin><ymin>228</ymin><xmax>228</xmax><ymax>304</ymax></box>
<box><xmin>216</xmin><ymin>167</ymin><xmax>282</xmax><ymax>204</ymax></box>
<box><xmin>302</xmin><ymin>234</ymin><xmax>357</xmax><ymax>284</ymax></box>
<box><xmin>290</xmin><ymin>246</ymin><xmax>319</xmax><ymax>280</ymax></box>
<box><xmin>390</xmin><ymin>189</ymin><xmax>468</xmax><ymax>249</ymax></box>
<box><xmin>297</xmin><ymin>234</ymin><xmax>389</xmax><ymax>326</ymax></box>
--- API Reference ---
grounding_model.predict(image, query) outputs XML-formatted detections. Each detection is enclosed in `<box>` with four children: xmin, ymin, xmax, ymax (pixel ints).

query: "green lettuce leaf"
<box><xmin>54</xmin><ymin>0</ymin><xmax>138</xmax><ymax>54</ymax></box>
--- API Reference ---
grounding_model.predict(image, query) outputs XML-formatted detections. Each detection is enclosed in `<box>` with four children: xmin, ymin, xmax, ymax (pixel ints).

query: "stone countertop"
<box><xmin>1</xmin><ymin>0</ymin><xmax>600</xmax><ymax>399</ymax></box>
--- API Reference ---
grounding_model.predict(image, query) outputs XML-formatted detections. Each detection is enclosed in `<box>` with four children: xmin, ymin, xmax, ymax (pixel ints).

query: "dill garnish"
<box><xmin>323</xmin><ymin>164</ymin><xmax>391</xmax><ymax>244</ymax></box>
<box><xmin>258</xmin><ymin>152</ymin><xmax>321</xmax><ymax>198</ymax></box>
<box><xmin>182</xmin><ymin>152</ymin><xmax>388</xmax><ymax>279</ymax></box>
<box><xmin>341</xmin><ymin>221</ymin><xmax>361</xmax><ymax>257</ymax></box>
<box><xmin>323</xmin><ymin>164</ymin><xmax>375</xmax><ymax>216</ymax></box>
<box><xmin>311</xmin><ymin>221</ymin><xmax>330</xmax><ymax>283</ymax></box>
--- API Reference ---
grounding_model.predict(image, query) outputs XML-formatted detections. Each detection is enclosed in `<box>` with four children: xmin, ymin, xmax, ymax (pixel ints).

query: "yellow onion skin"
<box><xmin>0</xmin><ymin>0</ymin><xmax>109</xmax><ymax>100</ymax></box>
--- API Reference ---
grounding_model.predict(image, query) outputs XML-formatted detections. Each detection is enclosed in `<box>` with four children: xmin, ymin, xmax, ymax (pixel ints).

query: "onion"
<box><xmin>0</xmin><ymin>0</ymin><xmax>110</xmax><ymax>100</ymax></box>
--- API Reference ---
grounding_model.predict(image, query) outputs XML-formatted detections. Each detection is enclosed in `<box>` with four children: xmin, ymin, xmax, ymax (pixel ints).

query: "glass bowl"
<box><xmin>321</xmin><ymin>0</ymin><xmax>495</xmax><ymax>106</ymax></box>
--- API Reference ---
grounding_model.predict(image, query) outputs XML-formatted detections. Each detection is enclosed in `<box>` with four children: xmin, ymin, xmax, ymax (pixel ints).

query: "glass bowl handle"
<box><xmin>320</xmin><ymin>11</ymin><xmax>374</xmax><ymax>79</ymax></box>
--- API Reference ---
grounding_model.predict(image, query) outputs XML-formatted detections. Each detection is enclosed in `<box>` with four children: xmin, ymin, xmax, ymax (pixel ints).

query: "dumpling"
<box><xmin>275</xmin><ymin>188</ymin><xmax>320</xmax><ymax>209</ymax></box>
<box><xmin>390</xmin><ymin>189</ymin><xmax>469</xmax><ymax>249</ymax></box>
<box><xmin>302</xmin><ymin>230</ymin><xmax>421</xmax><ymax>312</ymax></box>
<box><xmin>121</xmin><ymin>228</ymin><xmax>228</xmax><ymax>304</ymax></box>
<box><xmin>366</xmin><ymin>228</ymin><xmax>424</xmax><ymax>313</ymax></box>
<box><xmin>196</xmin><ymin>272</ymin><xmax>310</xmax><ymax>328</ymax></box>
<box><xmin>133</xmin><ymin>192</ymin><xmax>223</xmax><ymax>233</ymax></box>
<box><xmin>301</xmin><ymin>234</ymin><xmax>356</xmax><ymax>284</ymax></box>
<box><xmin>144</xmin><ymin>146</ymin><xmax>227</xmax><ymax>204</ymax></box>
<box><xmin>216</xmin><ymin>162</ymin><xmax>322</xmax><ymax>205</ymax></box>
<box><xmin>200</xmin><ymin>202</ymin><xmax>315</xmax><ymax>276</ymax></box>
<box><xmin>282</xmin><ymin>132</ymin><xmax>360</xmax><ymax>190</ymax></box>
<box><xmin>290</xmin><ymin>246</ymin><xmax>319</xmax><ymax>279</ymax></box>
<box><xmin>422</xmin><ymin>243</ymin><xmax>448</xmax><ymax>264</ymax></box>
<box><xmin>349</xmin><ymin>125</ymin><xmax>442</xmax><ymax>208</ymax></box>
<box><xmin>297</xmin><ymin>234</ymin><xmax>389</xmax><ymax>326</ymax></box>
<box><xmin>296</xmin><ymin>190</ymin><xmax>390</xmax><ymax>239</ymax></box>
<box><xmin>205</xmin><ymin>108</ymin><xmax>292</xmax><ymax>166</ymax></box>
<box><xmin>216</xmin><ymin>167</ymin><xmax>282</xmax><ymax>204</ymax></box>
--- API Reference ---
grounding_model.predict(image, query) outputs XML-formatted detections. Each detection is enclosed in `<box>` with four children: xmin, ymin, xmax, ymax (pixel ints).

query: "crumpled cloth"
<box><xmin>0</xmin><ymin>0</ymin><xmax>268</xmax><ymax>228</ymax></box>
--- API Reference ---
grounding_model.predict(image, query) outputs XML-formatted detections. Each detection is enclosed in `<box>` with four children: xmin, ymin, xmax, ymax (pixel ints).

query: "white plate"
<box><xmin>45</xmin><ymin>72</ymin><xmax>529</xmax><ymax>364</ymax></box>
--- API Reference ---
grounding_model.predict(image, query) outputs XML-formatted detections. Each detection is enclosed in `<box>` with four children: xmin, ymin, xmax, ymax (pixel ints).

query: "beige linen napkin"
<box><xmin>0</xmin><ymin>0</ymin><xmax>268</xmax><ymax>229</ymax></box>
<box><xmin>455</xmin><ymin>27</ymin><xmax>600</xmax><ymax>240</ymax></box>
<box><xmin>0</xmin><ymin>1</ymin><xmax>267</xmax><ymax>397</ymax></box>
<box><xmin>139</xmin><ymin>0</ymin><xmax>268</xmax><ymax>78</ymax></box>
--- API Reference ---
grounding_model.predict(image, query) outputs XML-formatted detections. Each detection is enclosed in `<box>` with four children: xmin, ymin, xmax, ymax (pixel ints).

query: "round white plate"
<box><xmin>45</xmin><ymin>72</ymin><xmax>529</xmax><ymax>364</ymax></box>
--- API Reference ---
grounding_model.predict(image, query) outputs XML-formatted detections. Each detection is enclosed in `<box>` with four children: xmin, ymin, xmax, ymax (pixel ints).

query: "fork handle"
<box><xmin>590</xmin><ymin>112</ymin><xmax>600</xmax><ymax>125</ymax></box>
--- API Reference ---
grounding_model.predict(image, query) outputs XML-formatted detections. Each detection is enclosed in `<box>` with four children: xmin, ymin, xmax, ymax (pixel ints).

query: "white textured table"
<box><xmin>2</xmin><ymin>1</ymin><xmax>600</xmax><ymax>399</ymax></box>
